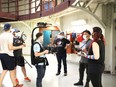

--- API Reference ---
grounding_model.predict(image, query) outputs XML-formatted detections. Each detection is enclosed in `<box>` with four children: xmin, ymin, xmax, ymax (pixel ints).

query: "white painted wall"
<box><xmin>61</xmin><ymin>11</ymin><xmax>104</xmax><ymax>33</ymax></box>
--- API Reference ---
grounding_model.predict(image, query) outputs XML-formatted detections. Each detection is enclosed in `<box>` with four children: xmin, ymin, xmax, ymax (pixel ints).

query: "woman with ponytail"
<box><xmin>78</xmin><ymin>27</ymin><xmax>105</xmax><ymax>87</ymax></box>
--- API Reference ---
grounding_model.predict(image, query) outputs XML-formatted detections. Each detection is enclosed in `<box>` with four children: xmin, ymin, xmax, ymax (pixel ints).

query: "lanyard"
<box><xmin>81</xmin><ymin>39</ymin><xmax>90</xmax><ymax>48</ymax></box>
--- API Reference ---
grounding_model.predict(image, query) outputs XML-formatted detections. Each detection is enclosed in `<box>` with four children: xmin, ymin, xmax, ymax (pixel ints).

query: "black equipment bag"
<box><xmin>31</xmin><ymin>42</ymin><xmax>45</xmax><ymax>65</ymax></box>
<box><xmin>31</xmin><ymin>43</ymin><xmax>38</xmax><ymax>65</ymax></box>
<box><xmin>31</xmin><ymin>27</ymin><xmax>39</xmax><ymax>65</ymax></box>
<box><xmin>30</xmin><ymin>27</ymin><xmax>49</xmax><ymax>65</ymax></box>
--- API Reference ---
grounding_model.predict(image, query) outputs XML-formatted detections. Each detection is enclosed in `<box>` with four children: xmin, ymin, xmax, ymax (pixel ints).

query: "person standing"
<box><xmin>74</xmin><ymin>30</ymin><xmax>92</xmax><ymax>87</ymax></box>
<box><xmin>0</xmin><ymin>23</ymin><xmax>24</xmax><ymax>87</ymax></box>
<box><xmin>33</xmin><ymin>32</ymin><xmax>49</xmax><ymax>87</ymax></box>
<box><xmin>12</xmin><ymin>29</ymin><xmax>31</xmax><ymax>84</ymax></box>
<box><xmin>78</xmin><ymin>27</ymin><xmax>105</xmax><ymax>87</ymax></box>
<box><xmin>55</xmin><ymin>32</ymin><xmax>70</xmax><ymax>76</ymax></box>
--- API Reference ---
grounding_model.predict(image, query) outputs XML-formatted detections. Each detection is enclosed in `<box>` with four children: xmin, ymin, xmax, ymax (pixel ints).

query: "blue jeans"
<box><xmin>35</xmin><ymin>65</ymin><xmax>46</xmax><ymax>87</ymax></box>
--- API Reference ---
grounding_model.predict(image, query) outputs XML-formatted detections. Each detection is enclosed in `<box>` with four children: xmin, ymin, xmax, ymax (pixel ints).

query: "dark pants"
<box><xmin>56</xmin><ymin>53</ymin><xmax>67</xmax><ymax>73</ymax></box>
<box><xmin>89</xmin><ymin>72</ymin><xmax>102</xmax><ymax>87</ymax></box>
<box><xmin>15</xmin><ymin>56</ymin><xmax>25</xmax><ymax>67</ymax></box>
<box><xmin>79</xmin><ymin>62</ymin><xmax>90</xmax><ymax>83</ymax></box>
<box><xmin>35</xmin><ymin>65</ymin><xmax>46</xmax><ymax>87</ymax></box>
<box><xmin>88</xmin><ymin>64</ymin><xmax>104</xmax><ymax>87</ymax></box>
<box><xmin>0</xmin><ymin>54</ymin><xmax>15</xmax><ymax>70</ymax></box>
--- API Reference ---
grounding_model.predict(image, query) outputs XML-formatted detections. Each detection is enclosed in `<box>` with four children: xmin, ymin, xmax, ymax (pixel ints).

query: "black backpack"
<box><xmin>31</xmin><ymin>42</ymin><xmax>46</xmax><ymax>65</ymax></box>
<box><xmin>30</xmin><ymin>27</ymin><xmax>49</xmax><ymax>66</ymax></box>
<box><xmin>30</xmin><ymin>42</ymin><xmax>37</xmax><ymax>65</ymax></box>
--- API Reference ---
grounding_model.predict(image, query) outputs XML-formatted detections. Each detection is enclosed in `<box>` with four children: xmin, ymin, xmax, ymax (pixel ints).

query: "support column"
<box><xmin>111</xmin><ymin>19</ymin><xmax>116</xmax><ymax>74</ymax></box>
<box><xmin>102</xmin><ymin>3</ymin><xmax>116</xmax><ymax>74</ymax></box>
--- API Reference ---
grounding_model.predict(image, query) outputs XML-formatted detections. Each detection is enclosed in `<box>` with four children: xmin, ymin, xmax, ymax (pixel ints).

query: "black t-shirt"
<box><xmin>13</xmin><ymin>37</ymin><xmax>23</xmax><ymax>57</ymax></box>
<box><xmin>55</xmin><ymin>38</ymin><xmax>70</xmax><ymax>54</ymax></box>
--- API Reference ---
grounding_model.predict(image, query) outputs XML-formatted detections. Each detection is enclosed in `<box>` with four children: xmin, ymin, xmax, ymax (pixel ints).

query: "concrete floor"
<box><xmin>1</xmin><ymin>54</ymin><xmax>116</xmax><ymax>87</ymax></box>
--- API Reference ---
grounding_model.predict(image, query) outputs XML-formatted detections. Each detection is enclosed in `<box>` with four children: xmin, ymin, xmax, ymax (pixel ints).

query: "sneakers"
<box><xmin>64</xmin><ymin>73</ymin><xmax>67</xmax><ymax>76</ymax></box>
<box><xmin>24</xmin><ymin>77</ymin><xmax>31</xmax><ymax>82</ymax></box>
<box><xmin>16</xmin><ymin>79</ymin><xmax>19</xmax><ymax>84</ymax></box>
<box><xmin>14</xmin><ymin>84</ymin><xmax>23</xmax><ymax>87</ymax></box>
<box><xmin>74</xmin><ymin>81</ymin><xmax>83</xmax><ymax>86</ymax></box>
<box><xmin>56</xmin><ymin>72</ymin><xmax>67</xmax><ymax>76</ymax></box>
<box><xmin>56</xmin><ymin>72</ymin><xmax>60</xmax><ymax>76</ymax></box>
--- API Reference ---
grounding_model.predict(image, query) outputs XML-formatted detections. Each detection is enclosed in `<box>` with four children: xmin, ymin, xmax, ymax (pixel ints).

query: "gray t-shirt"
<box><xmin>80</xmin><ymin>39</ymin><xmax>92</xmax><ymax>63</ymax></box>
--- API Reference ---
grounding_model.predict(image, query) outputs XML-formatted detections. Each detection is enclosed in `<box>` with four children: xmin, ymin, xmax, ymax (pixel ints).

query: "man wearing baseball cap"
<box><xmin>0</xmin><ymin>23</ymin><xmax>25</xmax><ymax>87</ymax></box>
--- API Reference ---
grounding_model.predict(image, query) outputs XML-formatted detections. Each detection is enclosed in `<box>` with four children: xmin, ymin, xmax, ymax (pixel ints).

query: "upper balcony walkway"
<box><xmin>0</xmin><ymin>0</ymin><xmax>75</xmax><ymax>22</ymax></box>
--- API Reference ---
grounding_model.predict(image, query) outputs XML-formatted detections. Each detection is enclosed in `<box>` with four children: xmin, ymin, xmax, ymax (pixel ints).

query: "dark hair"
<box><xmin>35</xmin><ymin>32</ymin><xmax>42</xmax><ymax>41</ymax></box>
<box><xmin>83</xmin><ymin>30</ymin><xmax>91</xmax><ymax>35</ymax></box>
<box><xmin>92</xmin><ymin>27</ymin><xmax>105</xmax><ymax>44</ymax></box>
<box><xmin>93</xmin><ymin>27</ymin><xmax>102</xmax><ymax>34</ymax></box>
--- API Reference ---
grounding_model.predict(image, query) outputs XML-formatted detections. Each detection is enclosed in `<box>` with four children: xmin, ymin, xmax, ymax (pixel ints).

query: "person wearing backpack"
<box><xmin>33</xmin><ymin>32</ymin><xmax>49</xmax><ymax>87</ymax></box>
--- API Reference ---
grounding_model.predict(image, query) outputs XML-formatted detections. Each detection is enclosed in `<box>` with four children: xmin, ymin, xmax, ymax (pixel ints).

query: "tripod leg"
<box><xmin>24</xmin><ymin>59</ymin><xmax>33</xmax><ymax>68</ymax></box>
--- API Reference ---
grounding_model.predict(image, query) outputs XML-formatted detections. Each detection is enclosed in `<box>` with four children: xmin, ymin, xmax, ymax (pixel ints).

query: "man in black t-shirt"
<box><xmin>12</xmin><ymin>29</ymin><xmax>31</xmax><ymax>84</ymax></box>
<box><xmin>55</xmin><ymin>32</ymin><xmax>70</xmax><ymax>76</ymax></box>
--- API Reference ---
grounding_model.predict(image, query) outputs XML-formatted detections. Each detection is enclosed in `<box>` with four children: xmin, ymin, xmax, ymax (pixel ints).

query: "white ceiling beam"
<box><xmin>85</xmin><ymin>0</ymin><xmax>94</xmax><ymax>7</ymax></box>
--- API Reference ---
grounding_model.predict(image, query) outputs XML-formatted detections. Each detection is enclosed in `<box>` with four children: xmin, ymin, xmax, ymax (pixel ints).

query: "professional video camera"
<box><xmin>20</xmin><ymin>32</ymin><xmax>27</xmax><ymax>43</ymax></box>
<box><xmin>44</xmin><ymin>45</ymin><xmax>57</xmax><ymax>54</ymax></box>
<box><xmin>13</xmin><ymin>31</ymin><xmax>27</xmax><ymax>46</ymax></box>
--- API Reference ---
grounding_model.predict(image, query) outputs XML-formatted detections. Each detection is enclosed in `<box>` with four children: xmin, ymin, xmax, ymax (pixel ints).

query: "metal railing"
<box><xmin>0</xmin><ymin>0</ymin><xmax>67</xmax><ymax>16</ymax></box>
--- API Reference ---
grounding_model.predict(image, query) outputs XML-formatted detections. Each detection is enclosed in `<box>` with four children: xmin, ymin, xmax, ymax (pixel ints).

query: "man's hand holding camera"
<box><xmin>23</xmin><ymin>43</ymin><xmax>26</xmax><ymax>47</ymax></box>
<box><xmin>43</xmin><ymin>50</ymin><xmax>49</xmax><ymax>54</ymax></box>
<box><xmin>19</xmin><ymin>43</ymin><xmax>26</xmax><ymax>49</ymax></box>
